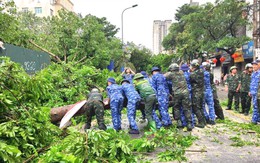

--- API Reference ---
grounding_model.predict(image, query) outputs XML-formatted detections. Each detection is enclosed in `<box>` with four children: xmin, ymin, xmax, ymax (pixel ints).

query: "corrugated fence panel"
<box><xmin>0</xmin><ymin>43</ymin><xmax>50</xmax><ymax>74</ymax></box>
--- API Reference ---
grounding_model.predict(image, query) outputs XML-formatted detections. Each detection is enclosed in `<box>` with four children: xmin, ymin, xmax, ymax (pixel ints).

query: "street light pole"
<box><xmin>121</xmin><ymin>4</ymin><xmax>138</xmax><ymax>46</ymax></box>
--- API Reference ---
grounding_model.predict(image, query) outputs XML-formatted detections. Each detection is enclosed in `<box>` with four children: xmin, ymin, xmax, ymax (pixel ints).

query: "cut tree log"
<box><xmin>50</xmin><ymin>96</ymin><xmax>173</xmax><ymax>124</ymax></box>
<box><xmin>50</xmin><ymin>98</ymin><xmax>110</xmax><ymax>123</ymax></box>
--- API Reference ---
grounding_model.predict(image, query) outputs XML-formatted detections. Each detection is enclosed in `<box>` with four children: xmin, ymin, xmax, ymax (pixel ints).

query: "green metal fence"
<box><xmin>0</xmin><ymin>43</ymin><xmax>50</xmax><ymax>74</ymax></box>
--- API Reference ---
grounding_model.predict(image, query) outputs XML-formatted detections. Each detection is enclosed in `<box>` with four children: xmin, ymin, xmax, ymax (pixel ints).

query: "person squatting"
<box><xmin>85</xmin><ymin>59</ymin><xmax>260</xmax><ymax>134</ymax></box>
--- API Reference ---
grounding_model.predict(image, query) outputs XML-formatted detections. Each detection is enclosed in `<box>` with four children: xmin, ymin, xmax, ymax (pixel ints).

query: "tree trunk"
<box><xmin>50</xmin><ymin>97</ymin><xmax>174</xmax><ymax>124</ymax></box>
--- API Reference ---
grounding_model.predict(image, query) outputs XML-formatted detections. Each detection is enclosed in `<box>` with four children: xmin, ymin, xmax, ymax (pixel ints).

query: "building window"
<box><xmin>22</xmin><ymin>7</ymin><xmax>29</xmax><ymax>12</ymax></box>
<box><xmin>50</xmin><ymin>9</ymin><xmax>53</xmax><ymax>16</ymax></box>
<box><xmin>34</xmin><ymin>7</ymin><xmax>42</xmax><ymax>14</ymax></box>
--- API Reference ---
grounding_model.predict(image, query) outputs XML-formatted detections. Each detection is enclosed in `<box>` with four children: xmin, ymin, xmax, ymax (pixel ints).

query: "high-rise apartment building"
<box><xmin>12</xmin><ymin>0</ymin><xmax>74</xmax><ymax>17</ymax></box>
<box><xmin>152</xmin><ymin>20</ymin><xmax>172</xmax><ymax>55</ymax></box>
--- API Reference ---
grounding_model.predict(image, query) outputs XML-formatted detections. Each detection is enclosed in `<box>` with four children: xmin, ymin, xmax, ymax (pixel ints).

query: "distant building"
<box><xmin>153</xmin><ymin>20</ymin><xmax>172</xmax><ymax>55</ymax></box>
<box><xmin>12</xmin><ymin>0</ymin><xmax>74</xmax><ymax>17</ymax></box>
<box><xmin>190</xmin><ymin>0</ymin><xmax>199</xmax><ymax>6</ymax></box>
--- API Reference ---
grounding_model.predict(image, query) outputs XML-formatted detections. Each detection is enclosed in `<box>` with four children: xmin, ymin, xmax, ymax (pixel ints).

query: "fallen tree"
<box><xmin>50</xmin><ymin>97</ymin><xmax>174</xmax><ymax>124</ymax></box>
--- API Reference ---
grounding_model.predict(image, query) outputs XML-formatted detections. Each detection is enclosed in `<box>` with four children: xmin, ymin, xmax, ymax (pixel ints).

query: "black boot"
<box><xmin>187</xmin><ymin>123</ymin><xmax>193</xmax><ymax>131</ymax></box>
<box><xmin>99</xmin><ymin>124</ymin><xmax>107</xmax><ymax>130</ymax></box>
<box><xmin>84</xmin><ymin>123</ymin><xmax>91</xmax><ymax>131</ymax></box>
<box><xmin>176</xmin><ymin>120</ymin><xmax>183</xmax><ymax>128</ymax></box>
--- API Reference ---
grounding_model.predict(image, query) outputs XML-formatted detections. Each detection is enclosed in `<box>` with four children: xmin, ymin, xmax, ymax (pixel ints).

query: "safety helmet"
<box><xmin>91</xmin><ymin>88</ymin><xmax>99</xmax><ymax>93</ymax></box>
<box><xmin>133</xmin><ymin>73</ymin><xmax>144</xmax><ymax>80</ymax></box>
<box><xmin>245</xmin><ymin>63</ymin><xmax>253</xmax><ymax>69</ymax></box>
<box><xmin>229</xmin><ymin>66</ymin><xmax>237</xmax><ymax>72</ymax></box>
<box><xmin>168</xmin><ymin>63</ymin><xmax>179</xmax><ymax>71</ymax></box>
<box><xmin>202</xmin><ymin>62</ymin><xmax>211</xmax><ymax>70</ymax></box>
<box><xmin>190</xmin><ymin>59</ymin><xmax>200</xmax><ymax>68</ymax></box>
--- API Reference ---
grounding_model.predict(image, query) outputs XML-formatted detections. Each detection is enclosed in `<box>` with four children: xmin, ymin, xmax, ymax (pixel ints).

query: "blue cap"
<box><xmin>107</xmin><ymin>77</ymin><xmax>116</xmax><ymax>84</ymax></box>
<box><xmin>252</xmin><ymin>61</ymin><xmax>258</xmax><ymax>65</ymax></box>
<box><xmin>140</xmin><ymin>71</ymin><xmax>148</xmax><ymax>78</ymax></box>
<box><xmin>151</xmin><ymin>67</ymin><xmax>160</xmax><ymax>72</ymax></box>
<box><xmin>180</xmin><ymin>64</ymin><xmax>189</xmax><ymax>71</ymax></box>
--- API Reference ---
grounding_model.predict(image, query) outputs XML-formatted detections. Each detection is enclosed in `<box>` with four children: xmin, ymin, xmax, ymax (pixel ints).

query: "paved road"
<box><xmin>184</xmin><ymin>85</ymin><xmax>260</xmax><ymax>163</ymax></box>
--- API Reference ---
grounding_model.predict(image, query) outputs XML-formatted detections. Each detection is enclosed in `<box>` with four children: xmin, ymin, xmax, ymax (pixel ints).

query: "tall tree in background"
<box><xmin>163</xmin><ymin>0</ymin><xmax>250</xmax><ymax>62</ymax></box>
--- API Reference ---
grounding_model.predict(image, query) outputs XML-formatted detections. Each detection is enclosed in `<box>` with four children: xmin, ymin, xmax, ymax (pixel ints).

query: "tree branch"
<box><xmin>29</xmin><ymin>40</ymin><xmax>62</xmax><ymax>62</ymax></box>
<box><xmin>74</xmin><ymin>56</ymin><xmax>87</xmax><ymax>65</ymax></box>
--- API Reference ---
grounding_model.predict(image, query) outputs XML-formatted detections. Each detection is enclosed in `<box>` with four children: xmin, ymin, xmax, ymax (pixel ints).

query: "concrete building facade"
<box><xmin>153</xmin><ymin>20</ymin><xmax>172</xmax><ymax>55</ymax></box>
<box><xmin>13</xmin><ymin>0</ymin><xmax>74</xmax><ymax>17</ymax></box>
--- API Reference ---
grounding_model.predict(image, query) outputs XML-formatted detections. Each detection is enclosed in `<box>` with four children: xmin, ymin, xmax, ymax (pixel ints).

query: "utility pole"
<box><xmin>253</xmin><ymin>0</ymin><xmax>260</xmax><ymax>59</ymax></box>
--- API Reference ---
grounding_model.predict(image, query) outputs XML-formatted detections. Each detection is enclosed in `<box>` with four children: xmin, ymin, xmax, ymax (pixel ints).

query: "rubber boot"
<box><xmin>148</xmin><ymin>121</ymin><xmax>157</xmax><ymax>132</ymax></box>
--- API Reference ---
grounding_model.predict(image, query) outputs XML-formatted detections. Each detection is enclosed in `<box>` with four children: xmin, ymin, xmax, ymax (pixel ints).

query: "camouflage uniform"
<box><xmin>180</xmin><ymin>70</ymin><xmax>196</xmax><ymax>127</ymax></box>
<box><xmin>85</xmin><ymin>92</ymin><xmax>107</xmax><ymax>130</ymax></box>
<box><xmin>250</xmin><ymin>70</ymin><xmax>260</xmax><ymax>123</ymax></box>
<box><xmin>202</xmin><ymin>70</ymin><xmax>215</xmax><ymax>123</ymax></box>
<box><xmin>106</xmin><ymin>84</ymin><xmax>124</xmax><ymax>131</ymax></box>
<box><xmin>190</xmin><ymin>68</ymin><xmax>206</xmax><ymax>127</ymax></box>
<box><xmin>121</xmin><ymin>81</ymin><xmax>141</xmax><ymax>131</ymax></box>
<box><xmin>225</xmin><ymin>73</ymin><xmax>241</xmax><ymax>111</ymax></box>
<box><xmin>151</xmin><ymin>72</ymin><xmax>172</xmax><ymax>126</ymax></box>
<box><xmin>134</xmin><ymin>78</ymin><xmax>162</xmax><ymax>130</ymax></box>
<box><xmin>164</xmin><ymin>70</ymin><xmax>192</xmax><ymax>129</ymax></box>
<box><xmin>209</xmin><ymin>71</ymin><xmax>224</xmax><ymax>119</ymax></box>
<box><xmin>240</xmin><ymin>70</ymin><xmax>252</xmax><ymax>114</ymax></box>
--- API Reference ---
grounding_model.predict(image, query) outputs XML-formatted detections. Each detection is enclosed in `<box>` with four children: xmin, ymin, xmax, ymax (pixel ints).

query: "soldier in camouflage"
<box><xmin>190</xmin><ymin>59</ymin><xmax>206</xmax><ymax>128</ymax></box>
<box><xmin>85</xmin><ymin>88</ymin><xmax>107</xmax><ymax>130</ymax></box>
<box><xmin>225</xmin><ymin>66</ymin><xmax>241</xmax><ymax>111</ymax></box>
<box><xmin>121</xmin><ymin>79</ymin><xmax>141</xmax><ymax>134</ymax></box>
<box><xmin>180</xmin><ymin>64</ymin><xmax>196</xmax><ymax>128</ymax></box>
<box><xmin>164</xmin><ymin>63</ymin><xmax>193</xmax><ymax>131</ymax></box>
<box><xmin>151</xmin><ymin>67</ymin><xmax>172</xmax><ymax>127</ymax></box>
<box><xmin>134</xmin><ymin>73</ymin><xmax>161</xmax><ymax>131</ymax></box>
<box><xmin>249</xmin><ymin>61</ymin><xmax>260</xmax><ymax>124</ymax></box>
<box><xmin>240</xmin><ymin>63</ymin><xmax>253</xmax><ymax>115</ymax></box>
<box><xmin>106</xmin><ymin>77</ymin><xmax>124</xmax><ymax>131</ymax></box>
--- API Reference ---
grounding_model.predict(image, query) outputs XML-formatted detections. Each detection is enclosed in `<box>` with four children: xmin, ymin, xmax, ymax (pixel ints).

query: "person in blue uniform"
<box><xmin>106</xmin><ymin>77</ymin><xmax>124</xmax><ymax>131</ymax></box>
<box><xmin>121</xmin><ymin>79</ymin><xmax>141</xmax><ymax>134</ymax></box>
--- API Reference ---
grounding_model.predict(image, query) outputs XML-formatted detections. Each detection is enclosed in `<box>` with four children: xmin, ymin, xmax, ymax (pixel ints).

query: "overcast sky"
<box><xmin>71</xmin><ymin>0</ymin><xmax>216</xmax><ymax>50</ymax></box>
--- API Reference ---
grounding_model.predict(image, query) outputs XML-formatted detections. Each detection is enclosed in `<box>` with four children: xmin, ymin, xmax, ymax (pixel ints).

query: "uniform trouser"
<box><xmin>192</xmin><ymin>91</ymin><xmax>206</xmax><ymax>124</ymax></box>
<box><xmin>86</xmin><ymin>101</ymin><xmax>106</xmax><ymax>130</ymax></box>
<box><xmin>127</xmin><ymin>98</ymin><xmax>139</xmax><ymax>130</ymax></box>
<box><xmin>252</xmin><ymin>95</ymin><xmax>259</xmax><ymax>123</ymax></box>
<box><xmin>157</xmin><ymin>94</ymin><xmax>172</xmax><ymax>126</ymax></box>
<box><xmin>213</xmin><ymin>89</ymin><xmax>224</xmax><ymax>119</ymax></box>
<box><xmin>240</xmin><ymin>92</ymin><xmax>251</xmax><ymax>114</ymax></box>
<box><xmin>203</xmin><ymin>89</ymin><xmax>215</xmax><ymax>121</ymax></box>
<box><xmin>144</xmin><ymin>94</ymin><xmax>161</xmax><ymax>128</ymax></box>
<box><xmin>173</xmin><ymin>93</ymin><xmax>192</xmax><ymax>126</ymax></box>
<box><xmin>110</xmin><ymin>98</ymin><xmax>124</xmax><ymax>130</ymax></box>
<box><xmin>227</xmin><ymin>90</ymin><xmax>239</xmax><ymax>110</ymax></box>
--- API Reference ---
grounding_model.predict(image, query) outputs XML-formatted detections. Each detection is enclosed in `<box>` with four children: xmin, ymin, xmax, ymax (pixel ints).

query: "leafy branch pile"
<box><xmin>0</xmin><ymin>57</ymin><xmax>60</xmax><ymax>162</ymax></box>
<box><xmin>0</xmin><ymin>57</ymin><xmax>117</xmax><ymax>162</ymax></box>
